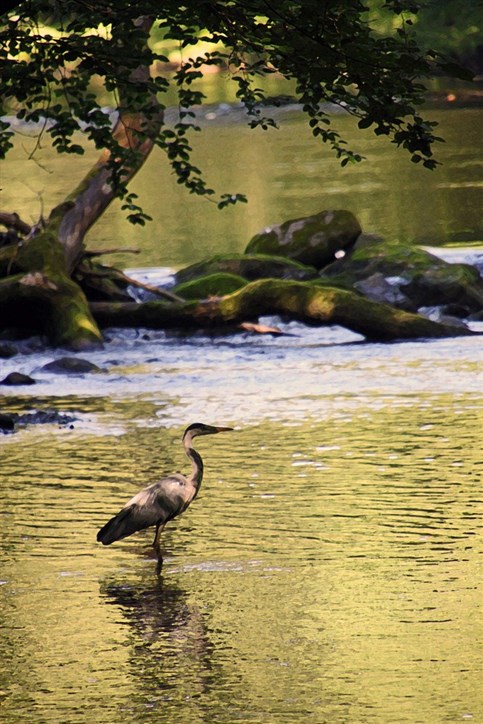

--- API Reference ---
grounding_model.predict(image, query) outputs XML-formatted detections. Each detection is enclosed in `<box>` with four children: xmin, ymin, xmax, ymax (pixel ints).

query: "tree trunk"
<box><xmin>0</xmin><ymin>16</ymin><xmax>162</xmax><ymax>348</ymax></box>
<box><xmin>89</xmin><ymin>279</ymin><xmax>474</xmax><ymax>341</ymax></box>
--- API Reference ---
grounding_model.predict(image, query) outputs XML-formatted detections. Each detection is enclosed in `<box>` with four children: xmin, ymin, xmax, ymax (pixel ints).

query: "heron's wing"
<box><xmin>97</xmin><ymin>475</ymin><xmax>191</xmax><ymax>545</ymax></box>
<box><xmin>128</xmin><ymin>474</ymin><xmax>191</xmax><ymax>513</ymax></box>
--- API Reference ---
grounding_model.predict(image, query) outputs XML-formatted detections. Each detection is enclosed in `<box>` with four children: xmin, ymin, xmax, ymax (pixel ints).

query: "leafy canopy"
<box><xmin>0</xmin><ymin>0</ymin><xmax>462</xmax><ymax>223</ymax></box>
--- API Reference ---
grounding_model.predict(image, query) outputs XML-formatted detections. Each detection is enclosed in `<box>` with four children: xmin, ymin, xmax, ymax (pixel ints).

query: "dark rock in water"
<box><xmin>19</xmin><ymin>410</ymin><xmax>77</xmax><ymax>426</ymax></box>
<box><xmin>440</xmin><ymin>303</ymin><xmax>474</xmax><ymax>318</ymax></box>
<box><xmin>0</xmin><ymin>413</ymin><xmax>16</xmax><ymax>433</ymax></box>
<box><xmin>1</xmin><ymin>372</ymin><xmax>36</xmax><ymax>386</ymax></box>
<box><xmin>321</xmin><ymin>237</ymin><xmax>483</xmax><ymax>316</ymax></box>
<box><xmin>403</xmin><ymin>263</ymin><xmax>483</xmax><ymax>313</ymax></box>
<box><xmin>469</xmin><ymin>309</ymin><xmax>483</xmax><ymax>321</ymax></box>
<box><xmin>0</xmin><ymin>409</ymin><xmax>77</xmax><ymax>433</ymax></box>
<box><xmin>42</xmin><ymin>357</ymin><xmax>102</xmax><ymax>374</ymax></box>
<box><xmin>245</xmin><ymin>210</ymin><xmax>362</xmax><ymax>269</ymax></box>
<box><xmin>0</xmin><ymin>342</ymin><xmax>18</xmax><ymax>358</ymax></box>
<box><xmin>418</xmin><ymin>306</ymin><xmax>467</xmax><ymax>327</ymax></box>
<box><xmin>175</xmin><ymin>253</ymin><xmax>317</xmax><ymax>285</ymax></box>
<box><xmin>353</xmin><ymin>272</ymin><xmax>412</xmax><ymax>309</ymax></box>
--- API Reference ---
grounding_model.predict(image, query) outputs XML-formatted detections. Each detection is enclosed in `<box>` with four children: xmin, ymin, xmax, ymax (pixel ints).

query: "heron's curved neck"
<box><xmin>183</xmin><ymin>435</ymin><xmax>204</xmax><ymax>488</ymax></box>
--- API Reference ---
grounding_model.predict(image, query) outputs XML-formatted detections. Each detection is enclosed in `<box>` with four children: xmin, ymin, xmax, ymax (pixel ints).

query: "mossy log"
<box><xmin>90</xmin><ymin>279</ymin><xmax>473</xmax><ymax>341</ymax></box>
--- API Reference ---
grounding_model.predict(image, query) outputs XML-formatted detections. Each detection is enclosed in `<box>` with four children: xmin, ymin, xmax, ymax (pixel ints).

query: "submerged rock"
<box><xmin>0</xmin><ymin>409</ymin><xmax>77</xmax><ymax>433</ymax></box>
<box><xmin>0</xmin><ymin>413</ymin><xmax>16</xmax><ymax>432</ymax></box>
<box><xmin>245</xmin><ymin>210</ymin><xmax>362</xmax><ymax>269</ymax></box>
<box><xmin>42</xmin><ymin>357</ymin><xmax>102</xmax><ymax>374</ymax></box>
<box><xmin>1</xmin><ymin>372</ymin><xmax>36</xmax><ymax>386</ymax></box>
<box><xmin>20</xmin><ymin>410</ymin><xmax>77</xmax><ymax>426</ymax></box>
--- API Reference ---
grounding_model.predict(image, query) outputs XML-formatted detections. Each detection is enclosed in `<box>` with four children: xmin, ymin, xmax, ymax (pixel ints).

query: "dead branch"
<box><xmin>0</xmin><ymin>212</ymin><xmax>32</xmax><ymax>236</ymax></box>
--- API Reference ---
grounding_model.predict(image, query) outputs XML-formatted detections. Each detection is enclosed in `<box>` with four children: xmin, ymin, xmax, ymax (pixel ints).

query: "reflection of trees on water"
<box><xmin>99</xmin><ymin>574</ymin><xmax>227</xmax><ymax>718</ymax></box>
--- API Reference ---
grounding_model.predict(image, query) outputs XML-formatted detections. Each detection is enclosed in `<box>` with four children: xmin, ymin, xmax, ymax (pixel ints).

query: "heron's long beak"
<box><xmin>215</xmin><ymin>426</ymin><xmax>233</xmax><ymax>432</ymax></box>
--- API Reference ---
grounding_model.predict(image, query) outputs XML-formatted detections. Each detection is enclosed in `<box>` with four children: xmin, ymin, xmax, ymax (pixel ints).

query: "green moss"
<box><xmin>6</xmin><ymin>230</ymin><xmax>103</xmax><ymax>347</ymax></box>
<box><xmin>173</xmin><ymin>272</ymin><xmax>248</xmax><ymax>299</ymax></box>
<box><xmin>16</xmin><ymin>230</ymin><xmax>67</xmax><ymax>275</ymax></box>
<box><xmin>245</xmin><ymin>210</ymin><xmax>362</xmax><ymax>268</ymax></box>
<box><xmin>175</xmin><ymin>253</ymin><xmax>317</xmax><ymax>285</ymax></box>
<box><xmin>216</xmin><ymin>279</ymin><xmax>472</xmax><ymax>339</ymax></box>
<box><xmin>321</xmin><ymin>237</ymin><xmax>483</xmax><ymax>312</ymax></box>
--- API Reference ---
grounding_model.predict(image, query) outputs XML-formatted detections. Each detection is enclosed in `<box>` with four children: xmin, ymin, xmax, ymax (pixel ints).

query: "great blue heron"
<box><xmin>97</xmin><ymin>423</ymin><xmax>233</xmax><ymax>572</ymax></box>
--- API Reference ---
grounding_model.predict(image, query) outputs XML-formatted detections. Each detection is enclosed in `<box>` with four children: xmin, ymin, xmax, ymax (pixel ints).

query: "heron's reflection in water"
<box><xmin>100</xmin><ymin>574</ymin><xmax>223</xmax><ymax>711</ymax></box>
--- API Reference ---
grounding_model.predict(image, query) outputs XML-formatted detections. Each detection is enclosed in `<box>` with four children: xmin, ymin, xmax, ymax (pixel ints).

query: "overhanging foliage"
<box><xmin>0</xmin><ymin>0</ymin><xmax>462</xmax><ymax>222</ymax></box>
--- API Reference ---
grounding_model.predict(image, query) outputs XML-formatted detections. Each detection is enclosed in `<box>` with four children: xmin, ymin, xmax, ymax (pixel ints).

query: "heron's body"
<box><xmin>97</xmin><ymin>423</ymin><xmax>232</xmax><ymax>571</ymax></box>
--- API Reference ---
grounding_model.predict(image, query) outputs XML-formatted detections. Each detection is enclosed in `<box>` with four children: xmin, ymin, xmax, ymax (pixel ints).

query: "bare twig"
<box><xmin>77</xmin><ymin>263</ymin><xmax>184</xmax><ymax>303</ymax></box>
<box><xmin>84</xmin><ymin>247</ymin><xmax>141</xmax><ymax>258</ymax></box>
<box><xmin>120</xmin><ymin>272</ymin><xmax>185</xmax><ymax>303</ymax></box>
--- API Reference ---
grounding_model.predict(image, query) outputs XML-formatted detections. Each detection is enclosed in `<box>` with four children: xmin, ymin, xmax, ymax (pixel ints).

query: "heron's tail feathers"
<box><xmin>97</xmin><ymin>505</ymin><xmax>149</xmax><ymax>545</ymax></box>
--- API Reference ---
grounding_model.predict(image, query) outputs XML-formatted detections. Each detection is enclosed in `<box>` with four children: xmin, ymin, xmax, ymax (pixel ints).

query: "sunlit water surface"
<box><xmin>1</xmin><ymin>319</ymin><xmax>482</xmax><ymax>723</ymax></box>
<box><xmin>1</xmin><ymin>104</ymin><xmax>483</xmax><ymax>722</ymax></box>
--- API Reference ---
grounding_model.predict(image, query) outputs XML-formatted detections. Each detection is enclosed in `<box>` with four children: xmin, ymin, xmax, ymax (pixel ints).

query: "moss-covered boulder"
<box><xmin>320</xmin><ymin>237</ymin><xmax>483</xmax><ymax>316</ymax></box>
<box><xmin>244</xmin><ymin>210</ymin><xmax>362</xmax><ymax>269</ymax></box>
<box><xmin>173</xmin><ymin>272</ymin><xmax>248</xmax><ymax>300</ymax></box>
<box><xmin>174</xmin><ymin>253</ymin><xmax>317</xmax><ymax>285</ymax></box>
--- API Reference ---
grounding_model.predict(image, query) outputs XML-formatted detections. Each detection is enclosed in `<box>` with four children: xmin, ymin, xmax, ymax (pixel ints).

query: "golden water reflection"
<box><xmin>1</xmin><ymin>395</ymin><xmax>481</xmax><ymax>722</ymax></box>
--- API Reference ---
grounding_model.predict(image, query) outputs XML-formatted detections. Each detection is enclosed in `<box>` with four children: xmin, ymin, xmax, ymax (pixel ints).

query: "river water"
<box><xmin>1</xmin><ymin>104</ymin><xmax>483</xmax><ymax>722</ymax></box>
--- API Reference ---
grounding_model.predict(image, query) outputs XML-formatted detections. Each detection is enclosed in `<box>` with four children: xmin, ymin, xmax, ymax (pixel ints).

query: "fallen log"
<box><xmin>90</xmin><ymin>279</ymin><xmax>474</xmax><ymax>341</ymax></box>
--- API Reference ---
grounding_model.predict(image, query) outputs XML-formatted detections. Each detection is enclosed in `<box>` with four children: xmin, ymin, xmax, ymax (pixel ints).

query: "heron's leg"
<box><xmin>153</xmin><ymin>522</ymin><xmax>165</xmax><ymax>574</ymax></box>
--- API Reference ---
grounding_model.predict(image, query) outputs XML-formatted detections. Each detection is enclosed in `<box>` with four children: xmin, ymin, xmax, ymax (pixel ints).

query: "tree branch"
<box><xmin>0</xmin><ymin>212</ymin><xmax>32</xmax><ymax>236</ymax></box>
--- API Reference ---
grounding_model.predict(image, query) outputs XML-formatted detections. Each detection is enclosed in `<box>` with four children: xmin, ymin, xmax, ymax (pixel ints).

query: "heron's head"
<box><xmin>183</xmin><ymin>422</ymin><xmax>233</xmax><ymax>439</ymax></box>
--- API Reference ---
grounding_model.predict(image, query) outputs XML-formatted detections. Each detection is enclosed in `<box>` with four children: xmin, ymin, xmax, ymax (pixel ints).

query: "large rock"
<box><xmin>174</xmin><ymin>253</ymin><xmax>317</xmax><ymax>285</ymax></box>
<box><xmin>321</xmin><ymin>237</ymin><xmax>483</xmax><ymax>316</ymax></box>
<box><xmin>244</xmin><ymin>210</ymin><xmax>362</xmax><ymax>269</ymax></box>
